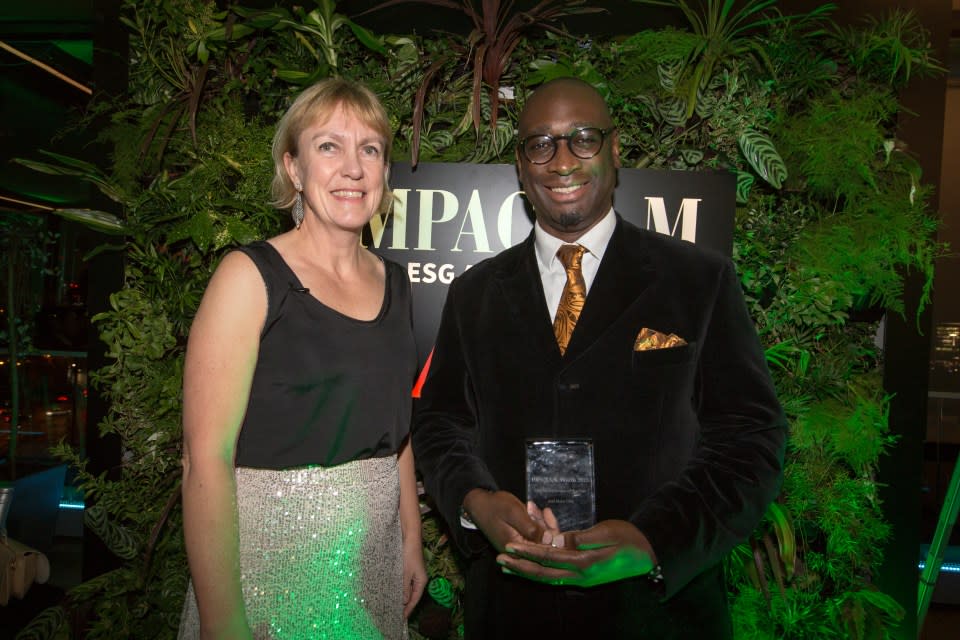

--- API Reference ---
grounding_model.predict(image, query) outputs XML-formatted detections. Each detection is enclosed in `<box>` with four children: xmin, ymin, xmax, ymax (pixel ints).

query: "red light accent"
<box><xmin>56</xmin><ymin>395</ymin><xmax>69</xmax><ymax>402</ymax></box>
<box><xmin>411</xmin><ymin>348</ymin><xmax>434</xmax><ymax>399</ymax></box>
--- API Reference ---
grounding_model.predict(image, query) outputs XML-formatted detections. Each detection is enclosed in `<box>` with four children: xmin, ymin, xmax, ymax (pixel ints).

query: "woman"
<box><xmin>179</xmin><ymin>78</ymin><xmax>426</xmax><ymax>639</ymax></box>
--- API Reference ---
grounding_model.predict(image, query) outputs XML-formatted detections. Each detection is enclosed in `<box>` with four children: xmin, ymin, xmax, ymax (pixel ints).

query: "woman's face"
<box><xmin>284</xmin><ymin>103</ymin><xmax>388</xmax><ymax>234</ymax></box>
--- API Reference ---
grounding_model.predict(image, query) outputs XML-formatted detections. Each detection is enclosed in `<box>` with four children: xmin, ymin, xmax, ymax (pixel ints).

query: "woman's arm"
<box><xmin>397</xmin><ymin>436</ymin><xmax>427</xmax><ymax>618</ymax></box>
<box><xmin>181</xmin><ymin>251</ymin><xmax>265</xmax><ymax>639</ymax></box>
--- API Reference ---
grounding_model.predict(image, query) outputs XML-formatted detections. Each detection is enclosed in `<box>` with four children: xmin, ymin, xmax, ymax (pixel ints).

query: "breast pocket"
<box><xmin>630</xmin><ymin>341</ymin><xmax>698</xmax><ymax>391</ymax></box>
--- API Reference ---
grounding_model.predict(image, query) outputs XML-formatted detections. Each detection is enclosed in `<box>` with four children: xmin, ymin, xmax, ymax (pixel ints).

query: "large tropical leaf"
<box><xmin>738</xmin><ymin>129</ymin><xmax>787</xmax><ymax>189</ymax></box>
<box><xmin>85</xmin><ymin>504</ymin><xmax>141</xmax><ymax>561</ymax></box>
<box><xmin>735</xmin><ymin>169</ymin><xmax>755</xmax><ymax>204</ymax></box>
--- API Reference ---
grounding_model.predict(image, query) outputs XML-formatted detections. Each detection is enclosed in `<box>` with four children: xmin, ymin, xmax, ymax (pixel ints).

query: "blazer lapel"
<box><xmin>564</xmin><ymin>215</ymin><xmax>656</xmax><ymax>360</ymax></box>
<box><xmin>496</xmin><ymin>233</ymin><xmax>564</xmax><ymax>366</ymax></box>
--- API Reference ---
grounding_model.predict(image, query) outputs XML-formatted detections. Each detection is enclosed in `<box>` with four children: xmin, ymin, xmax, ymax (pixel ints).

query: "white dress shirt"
<box><xmin>534</xmin><ymin>208</ymin><xmax>616</xmax><ymax>321</ymax></box>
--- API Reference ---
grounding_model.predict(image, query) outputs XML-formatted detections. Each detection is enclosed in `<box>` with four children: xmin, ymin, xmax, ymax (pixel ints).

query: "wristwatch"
<box><xmin>458</xmin><ymin>505</ymin><xmax>478</xmax><ymax>530</ymax></box>
<box><xmin>647</xmin><ymin>563</ymin><xmax>665</xmax><ymax>594</ymax></box>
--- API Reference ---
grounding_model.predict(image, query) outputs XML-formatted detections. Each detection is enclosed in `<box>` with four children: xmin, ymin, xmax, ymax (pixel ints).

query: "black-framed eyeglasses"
<box><xmin>518</xmin><ymin>127</ymin><xmax>616</xmax><ymax>164</ymax></box>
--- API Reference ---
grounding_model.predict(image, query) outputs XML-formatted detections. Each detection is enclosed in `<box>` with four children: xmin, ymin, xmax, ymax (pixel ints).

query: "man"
<box><xmin>412</xmin><ymin>77</ymin><xmax>786</xmax><ymax>638</ymax></box>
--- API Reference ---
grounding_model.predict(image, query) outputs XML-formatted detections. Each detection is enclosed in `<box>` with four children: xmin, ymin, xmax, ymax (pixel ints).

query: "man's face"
<box><xmin>516</xmin><ymin>81</ymin><xmax>620</xmax><ymax>242</ymax></box>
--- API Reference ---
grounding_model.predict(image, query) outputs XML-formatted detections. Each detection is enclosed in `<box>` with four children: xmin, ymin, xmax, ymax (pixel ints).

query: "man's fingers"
<box><xmin>563</xmin><ymin>527</ymin><xmax>620</xmax><ymax>551</ymax></box>
<box><xmin>542</xmin><ymin>506</ymin><xmax>560</xmax><ymax>532</ymax></box>
<box><xmin>527</xmin><ymin>501</ymin><xmax>544</xmax><ymax>521</ymax></box>
<box><xmin>510</xmin><ymin>513</ymin><xmax>546</xmax><ymax>544</ymax></box>
<box><xmin>496</xmin><ymin>554</ymin><xmax>579</xmax><ymax>584</ymax></box>
<box><xmin>504</xmin><ymin>541</ymin><xmax>600</xmax><ymax>571</ymax></box>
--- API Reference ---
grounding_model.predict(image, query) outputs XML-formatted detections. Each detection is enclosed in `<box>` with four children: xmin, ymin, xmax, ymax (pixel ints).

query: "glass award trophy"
<box><xmin>525</xmin><ymin>439</ymin><xmax>596</xmax><ymax>532</ymax></box>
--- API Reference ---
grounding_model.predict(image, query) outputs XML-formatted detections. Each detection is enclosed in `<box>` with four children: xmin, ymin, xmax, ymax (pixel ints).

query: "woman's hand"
<box><xmin>402</xmin><ymin>537</ymin><xmax>428</xmax><ymax>618</ymax></box>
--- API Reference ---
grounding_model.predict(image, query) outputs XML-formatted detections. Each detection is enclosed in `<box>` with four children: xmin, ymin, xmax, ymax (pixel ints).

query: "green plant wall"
<box><xmin>14</xmin><ymin>1</ymin><xmax>946</xmax><ymax>639</ymax></box>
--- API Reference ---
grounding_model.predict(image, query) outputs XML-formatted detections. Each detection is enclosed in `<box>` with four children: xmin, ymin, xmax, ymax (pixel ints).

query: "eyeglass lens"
<box><xmin>522</xmin><ymin>128</ymin><xmax>607</xmax><ymax>164</ymax></box>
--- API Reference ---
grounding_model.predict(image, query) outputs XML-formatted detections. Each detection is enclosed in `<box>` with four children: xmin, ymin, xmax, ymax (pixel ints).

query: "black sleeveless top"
<box><xmin>233</xmin><ymin>241</ymin><xmax>416</xmax><ymax>469</ymax></box>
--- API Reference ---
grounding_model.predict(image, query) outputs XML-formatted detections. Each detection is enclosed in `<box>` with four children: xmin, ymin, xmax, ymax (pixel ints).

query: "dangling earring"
<box><xmin>292</xmin><ymin>184</ymin><xmax>304</xmax><ymax>230</ymax></box>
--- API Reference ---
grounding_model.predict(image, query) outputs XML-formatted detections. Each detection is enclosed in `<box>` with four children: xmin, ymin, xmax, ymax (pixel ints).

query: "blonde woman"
<box><xmin>179</xmin><ymin>78</ymin><xmax>425</xmax><ymax>639</ymax></box>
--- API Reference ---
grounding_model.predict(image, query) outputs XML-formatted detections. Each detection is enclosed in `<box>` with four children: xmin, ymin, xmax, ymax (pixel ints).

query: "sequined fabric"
<box><xmin>179</xmin><ymin>456</ymin><xmax>406</xmax><ymax>639</ymax></box>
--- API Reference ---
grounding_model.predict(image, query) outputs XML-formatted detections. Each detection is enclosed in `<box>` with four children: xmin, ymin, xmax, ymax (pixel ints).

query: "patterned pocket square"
<box><xmin>634</xmin><ymin>327</ymin><xmax>688</xmax><ymax>351</ymax></box>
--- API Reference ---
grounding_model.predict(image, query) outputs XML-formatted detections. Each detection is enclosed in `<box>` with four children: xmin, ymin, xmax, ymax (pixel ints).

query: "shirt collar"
<box><xmin>534</xmin><ymin>208</ymin><xmax>616</xmax><ymax>270</ymax></box>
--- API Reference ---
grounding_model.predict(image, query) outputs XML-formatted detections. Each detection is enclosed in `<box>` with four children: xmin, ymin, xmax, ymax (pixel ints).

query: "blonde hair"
<box><xmin>271</xmin><ymin>77</ymin><xmax>393</xmax><ymax>213</ymax></box>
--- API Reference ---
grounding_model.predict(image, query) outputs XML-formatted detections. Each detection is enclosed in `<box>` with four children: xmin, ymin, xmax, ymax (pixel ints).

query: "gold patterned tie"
<box><xmin>553</xmin><ymin>244</ymin><xmax>587</xmax><ymax>355</ymax></box>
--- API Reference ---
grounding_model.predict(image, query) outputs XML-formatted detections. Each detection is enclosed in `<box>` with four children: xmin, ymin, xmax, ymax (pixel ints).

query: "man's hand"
<box><xmin>463</xmin><ymin>489</ymin><xmax>547</xmax><ymax>552</ymax></box>
<box><xmin>495</xmin><ymin>519</ymin><xmax>657</xmax><ymax>588</ymax></box>
<box><xmin>525</xmin><ymin>502</ymin><xmax>562</xmax><ymax>547</ymax></box>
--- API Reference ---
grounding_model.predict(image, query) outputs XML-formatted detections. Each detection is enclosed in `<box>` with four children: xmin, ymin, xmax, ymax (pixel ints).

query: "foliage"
<box><xmin>630</xmin><ymin>0</ymin><xmax>835</xmax><ymax>120</ymax></box>
<box><xmin>411</xmin><ymin>504</ymin><xmax>466</xmax><ymax>638</ymax></box>
<box><xmin>728</xmin><ymin>371</ymin><xmax>902</xmax><ymax>639</ymax></box>
<box><xmin>831</xmin><ymin>9</ymin><xmax>946</xmax><ymax>87</ymax></box>
<box><xmin>359</xmin><ymin>0</ymin><xmax>603</xmax><ymax>164</ymax></box>
<box><xmin>15</xmin><ymin>1</ymin><xmax>945</xmax><ymax>638</ymax></box>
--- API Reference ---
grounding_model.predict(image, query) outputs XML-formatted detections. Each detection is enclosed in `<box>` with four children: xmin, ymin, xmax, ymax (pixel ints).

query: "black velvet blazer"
<box><xmin>413</xmin><ymin>215</ymin><xmax>787</xmax><ymax>637</ymax></box>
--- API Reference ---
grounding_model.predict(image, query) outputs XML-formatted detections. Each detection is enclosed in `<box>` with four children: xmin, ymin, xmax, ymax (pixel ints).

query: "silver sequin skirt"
<box><xmin>179</xmin><ymin>456</ymin><xmax>407</xmax><ymax>639</ymax></box>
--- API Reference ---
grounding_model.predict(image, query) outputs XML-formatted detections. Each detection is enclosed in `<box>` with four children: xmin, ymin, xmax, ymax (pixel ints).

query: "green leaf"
<box><xmin>428</xmin><ymin>576</ymin><xmax>456</xmax><ymax>608</ymax></box>
<box><xmin>51</xmin><ymin>208</ymin><xmax>126</xmax><ymax>234</ymax></box>
<box><xmin>206</xmin><ymin>24</ymin><xmax>255</xmax><ymax>41</ymax></box>
<box><xmin>348</xmin><ymin>21</ymin><xmax>386</xmax><ymax>54</ymax></box>
<box><xmin>233</xmin><ymin>6</ymin><xmax>290</xmax><ymax>26</ymax></box>
<box><xmin>274</xmin><ymin>69</ymin><xmax>315</xmax><ymax>83</ymax></box>
<box><xmin>659</xmin><ymin>96</ymin><xmax>688</xmax><ymax>127</ymax></box>
<box><xmin>735</xmin><ymin>171</ymin><xmax>754</xmax><ymax>204</ymax></box>
<box><xmin>680</xmin><ymin>148</ymin><xmax>703</xmax><ymax>165</ymax></box>
<box><xmin>220</xmin><ymin>217</ymin><xmax>260</xmax><ymax>249</ymax></box>
<box><xmin>738</xmin><ymin>129</ymin><xmax>787</xmax><ymax>189</ymax></box>
<box><xmin>166</xmin><ymin>210</ymin><xmax>216</xmax><ymax>252</ymax></box>
<box><xmin>84</xmin><ymin>505</ymin><xmax>140</xmax><ymax>560</ymax></box>
<box><xmin>657</xmin><ymin>59</ymin><xmax>684</xmax><ymax>91</ymax></box>
<box><xmin>13</xmin><ymin>151</ymin><xmax>128</xmax><ymax>204</ymax></box>
<box><xmin>13</xmin><ymin>605</ymin><xmax>66</xmax><ymax>640</ymax></box>
<box><xmin>767</xmin><ymin>502</ymin><xmax>796</xmax><ymax>580</ymax></box>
